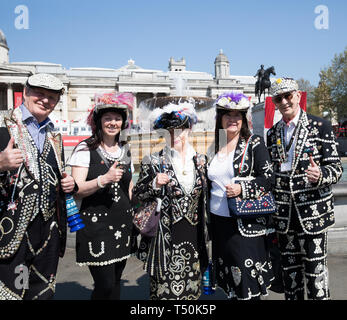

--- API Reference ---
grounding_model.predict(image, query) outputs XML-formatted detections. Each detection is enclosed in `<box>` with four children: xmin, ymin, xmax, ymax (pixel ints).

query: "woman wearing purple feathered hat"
<box><xmin>207</xmin><ymin>92</ymin><xmax>276</xmax><ymax>300</ymax></box>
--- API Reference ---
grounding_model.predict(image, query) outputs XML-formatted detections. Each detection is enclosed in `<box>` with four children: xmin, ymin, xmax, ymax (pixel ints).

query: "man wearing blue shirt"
<box><xmin>0</xmin><ymin>73</ymin><xmax>76</xmax><ymax>300</ymax></box>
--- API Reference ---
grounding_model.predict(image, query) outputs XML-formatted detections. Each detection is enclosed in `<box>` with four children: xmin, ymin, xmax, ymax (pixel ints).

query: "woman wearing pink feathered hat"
<box><xmin>67</xmin><ymin>92</ymin><xmax>136</xmax><ymax>300</ymax></box>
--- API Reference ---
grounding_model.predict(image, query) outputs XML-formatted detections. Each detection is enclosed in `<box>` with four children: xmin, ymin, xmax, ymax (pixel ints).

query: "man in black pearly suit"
<box><xmin>266</xmin><ymin>77</ymin><xmax>343</xmax><ymax>300</ymax></box>
<box><xmin>0</xmin><ymin>74</ymin><xmax>76</xmax><ymax>299</ymax></box>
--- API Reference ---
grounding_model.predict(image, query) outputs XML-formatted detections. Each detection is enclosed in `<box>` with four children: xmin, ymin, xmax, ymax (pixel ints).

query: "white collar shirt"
<box><xmin>169</xmin><ymin>144</ymin><xmax>196</xmax><ymax>193</ymax></box>
<box><xmin>152</xmin><ymin>144</ymin><xmax>197</xmax><ymax>193</ymax></box>
<box><xmin>207</xmin><ymin>150</ymin><xmax>236</xmax><ymax>217</ymax></box>
<box><xmin>280</xmin><ymin>108</ymin><xmax>301</xmax><ymax>172</ymax></box>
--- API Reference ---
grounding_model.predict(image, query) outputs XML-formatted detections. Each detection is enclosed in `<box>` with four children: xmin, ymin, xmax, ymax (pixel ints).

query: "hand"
<box><xmin>155</xmin><ymin>173</ymin><xmax>170</xmax><ymax>188</ymax></box>
<box><xmin>305</xmin><ymin>156</ymin><xmax>321</xmax><ymax>183</ymax></box>
<box><xmin>103</xmin><ymin>161</ymin><xmax>124</xmax><ymax>184</ymax></box>
<box><xmin>61</xmin><ymin>172</ymin><xmax>76</xmax><ymax>193</ymax></box>
<box><xmin>0</xmin><ymin>137</ymin><xmax>23</xmax><ymax>171</ymax></box>
<box><xmin>225</xmin><ymin>183</ymin><xmax>242</xmax><ymax>198</ymax></box>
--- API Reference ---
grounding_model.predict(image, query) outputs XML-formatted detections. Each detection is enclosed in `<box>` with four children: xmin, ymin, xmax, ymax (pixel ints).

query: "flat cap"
<box><xmin>270</xmin><ymin>77</ymin><xmax>298</xmax><ymax>96</ymax></box>
<box><xmin>27</xmin><ymin>73</ymin><xmax>64</xmax><ymax>93</ymax></box>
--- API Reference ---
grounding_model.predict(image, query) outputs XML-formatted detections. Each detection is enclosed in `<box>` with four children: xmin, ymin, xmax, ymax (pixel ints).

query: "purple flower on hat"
<box><xmin>218</xmin><ymin>92</ymin><xmax>248</xmax><ymax>103</ymax></box>
<box><xmin>215</xmin><ymin>91</ymin><xmax>250</xmax><ymax>110</ymax></box>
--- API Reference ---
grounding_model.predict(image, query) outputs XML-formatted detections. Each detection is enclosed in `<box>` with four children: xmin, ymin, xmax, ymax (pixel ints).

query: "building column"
<box><xmin>7</xmin><ymin>84</ymin><xmax>13</xmax><ymax>109</ymax></box>
<box><xmin>61</xmin><ymin>86</ymin><xmax>69</xmax><ymax>120</ymax></box>
<box><xmin>133</xmin><ymin>93</ymin><xmax>138</xmax><ymax>125</ymax></box>
<box><xmin>0</xmin><ymin>88</ymin><xmax>4</xmax><ymax>110</ymax></box>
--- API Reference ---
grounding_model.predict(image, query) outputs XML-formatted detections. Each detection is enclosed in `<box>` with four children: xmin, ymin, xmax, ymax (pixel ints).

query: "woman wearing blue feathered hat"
<box><xmin>133</xmin><ymin>100</ymin><xmax>211</xmax><ymax>300</ymax></box>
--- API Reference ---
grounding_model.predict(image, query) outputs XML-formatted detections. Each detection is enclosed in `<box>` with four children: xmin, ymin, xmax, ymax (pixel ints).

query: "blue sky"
<box><xmin>0</xmin><ymin>0</ymin><xmax>346</xmax><ymax>86</ymax></box>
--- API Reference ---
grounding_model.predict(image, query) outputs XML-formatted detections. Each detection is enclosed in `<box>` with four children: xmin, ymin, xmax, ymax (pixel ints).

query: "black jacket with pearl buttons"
<box><xmin>266</xmin><ymin>112</ymin><xmax>343</xmax><ymax>235</ymax></box>
<box><xmin>207</xmin><ymin>134</ymin><xmax>275</xmax><ymax>237</ymax></box>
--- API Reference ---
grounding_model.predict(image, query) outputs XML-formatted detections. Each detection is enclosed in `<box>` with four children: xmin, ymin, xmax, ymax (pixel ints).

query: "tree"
<box><xmin>314</xmin><ymin>47</ymin><xmax>347</xmax><ymax>124</ymax></box>
<box><xmin>296</xmin><ymin>78</ymin><xmax>320</xmax><ymax>116</ymax></box>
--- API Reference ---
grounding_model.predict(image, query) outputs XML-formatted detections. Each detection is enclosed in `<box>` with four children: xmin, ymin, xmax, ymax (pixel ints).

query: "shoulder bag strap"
<box><xmin>239</xmin><ymin>135</ymin><xmax>253</xmax><ymax>174</ymax></box>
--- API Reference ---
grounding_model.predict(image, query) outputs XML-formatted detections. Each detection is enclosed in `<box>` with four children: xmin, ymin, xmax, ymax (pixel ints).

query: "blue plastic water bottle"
<box><xmin>203</xmin><ymin>263</ymin><xmax>215</xmax><ymax>295</ymax></box>
<box><xmin>66</xmin><ymin>194</ymin><xmax>85</xmax><ymax>232</ymax></box>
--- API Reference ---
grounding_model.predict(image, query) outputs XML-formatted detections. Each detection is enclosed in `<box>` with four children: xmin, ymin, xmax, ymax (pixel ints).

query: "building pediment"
<box><xmin>0</xmin><ymin>65</ymin><xmax>32</xmax><ymax>76</ymax></box>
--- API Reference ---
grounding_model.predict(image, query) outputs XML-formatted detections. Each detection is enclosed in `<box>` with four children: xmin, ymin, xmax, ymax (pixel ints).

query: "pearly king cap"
<box><xmin>214</xmin><ymin>92</ymin><xmax>250</xmax><ymax>112</ymax></box>
<box><xmin>26</xmin><ymin>73</ymin><xmax>65</xmax><ymax>94</ymax></box>
<box><xmin>270</xmin><ymin>77</ymin><xmax>299</xmax><ymax>96</ymax></box>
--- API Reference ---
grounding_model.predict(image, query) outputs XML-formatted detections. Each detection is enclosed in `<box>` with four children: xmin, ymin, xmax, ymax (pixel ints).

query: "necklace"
<box><xmin>282</xmin><ymin>122</ymin><xmax>299</xmax><ymax>154</ymax></box>
<box><xmin>278</xmin><ymin>110</ymin><xmax>302</xmax><ymax>163</ymax></box>
<box><xmin>101</xmin><ymin>142</ymin><xmax>119</xmax><ymax>154</ymax></box>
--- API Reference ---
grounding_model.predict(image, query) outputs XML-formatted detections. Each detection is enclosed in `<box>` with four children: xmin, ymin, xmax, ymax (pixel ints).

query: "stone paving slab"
<box><xmin>55</xmin><ymin>248</ymin><xmax>347</xmax><ymax>300</ymax></box>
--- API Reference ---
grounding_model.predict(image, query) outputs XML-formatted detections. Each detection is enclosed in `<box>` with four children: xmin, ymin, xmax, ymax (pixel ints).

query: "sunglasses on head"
<box><xmin>273</xmin><ymin>91</ymin><xmax>295</xmax><ymax>104</ymax></box>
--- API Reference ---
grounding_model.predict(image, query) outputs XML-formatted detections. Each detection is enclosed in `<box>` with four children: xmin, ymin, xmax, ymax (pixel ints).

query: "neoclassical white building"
<box><xmin>0</xmin><ymin>29</ymin><xmax>259</xmax><ymax>133</ymax></box>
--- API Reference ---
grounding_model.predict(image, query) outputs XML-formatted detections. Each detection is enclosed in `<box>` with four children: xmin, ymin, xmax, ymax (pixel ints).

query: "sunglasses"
<box><xmin>273</xmin><ymin>91</ymin><xmax>295</xmax><ymax>104</ymax></box>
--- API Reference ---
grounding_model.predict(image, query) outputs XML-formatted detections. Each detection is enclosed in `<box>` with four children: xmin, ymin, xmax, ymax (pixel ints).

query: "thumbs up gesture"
<box><xmin>305</xmin><ymin>156</ymin><xmax>321</xmax><ymax>183</ymax></box>
<box><xmin>101</xmin><ymin>161</ymin><xmax>124</xmax><ymax>185</ymax></box>
<box><xmin>0</xmin><ymin>137</ymin><xmax>23</xmax><ymax>171</ymax></box>
<box><xmin>61</xmin><ymin>172</ymin><xmax>76</xmax><ymax>193</ymax></box>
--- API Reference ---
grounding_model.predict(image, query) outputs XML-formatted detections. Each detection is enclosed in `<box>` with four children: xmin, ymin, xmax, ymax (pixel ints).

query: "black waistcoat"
<box><xmin>76</xmin><ymin>144</ymin><xmax>134</xmax><ymax>265</ymax></box>
<box><xmin>0</xmin><ymin>129</ymin><xmax>63</xmax><ymax>259</ymax></box>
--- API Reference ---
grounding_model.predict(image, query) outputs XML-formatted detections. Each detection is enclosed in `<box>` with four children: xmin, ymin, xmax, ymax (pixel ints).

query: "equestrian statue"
<box><xmin>254</xmin><ymin>65</ymin><xmax>276</xmax><ymax>103</ymax></box>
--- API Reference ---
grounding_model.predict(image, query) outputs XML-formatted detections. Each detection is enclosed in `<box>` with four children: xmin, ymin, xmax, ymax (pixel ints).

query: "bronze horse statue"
<box><xmin>255</xmin><ymin>66</ymin><xmax>276</xmax><ymax>103</ymax></box>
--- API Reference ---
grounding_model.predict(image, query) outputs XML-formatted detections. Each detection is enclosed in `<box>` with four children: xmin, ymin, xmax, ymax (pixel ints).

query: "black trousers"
<box><xmin>88</xmin><ymin>259</ymin><xmax>127</xmax><ymax>300</ymax></box>
<box><xmin>277</xmin><ymin>207</ymin><xmax>330</xmax><ymax>300</ymax></box>
<box><xmin>0</xmin><ymin>215</ymin><xmax>61</xmax><ymax>300</ymax></box>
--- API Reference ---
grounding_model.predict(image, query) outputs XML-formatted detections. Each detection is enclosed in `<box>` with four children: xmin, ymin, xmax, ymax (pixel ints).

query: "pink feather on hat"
<box><xmin>87</xmin><ymin>92</ymin><xmax>134</xmax><ymax>133</ymax></box>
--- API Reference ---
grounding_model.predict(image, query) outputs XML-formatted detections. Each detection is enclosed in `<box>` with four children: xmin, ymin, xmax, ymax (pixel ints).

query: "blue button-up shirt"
<box><xmin>20</xmin><ymin>104</ymin><xmax>54</xmax><ymax>153</ymax></box>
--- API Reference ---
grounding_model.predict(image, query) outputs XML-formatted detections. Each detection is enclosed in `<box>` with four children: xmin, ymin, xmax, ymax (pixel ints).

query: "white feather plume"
<box><xmin>149</xmin><ymin>102</ymin><xmax>198</xmax><ymax>127</ymax></box>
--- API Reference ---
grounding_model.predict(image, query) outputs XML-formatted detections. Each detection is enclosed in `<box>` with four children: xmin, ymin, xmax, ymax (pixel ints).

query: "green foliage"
<box><xmin>296</xmin><ymin>78</ymin><xmax>321</xmax><ymax>116</ymax></box>
<box><xmin>314</xmin><ymin>47</ymin><xmax>347</xmax><ymax>121</ymax></box>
